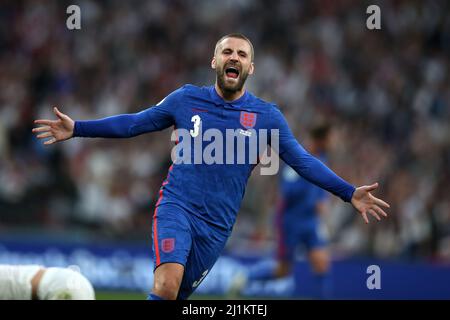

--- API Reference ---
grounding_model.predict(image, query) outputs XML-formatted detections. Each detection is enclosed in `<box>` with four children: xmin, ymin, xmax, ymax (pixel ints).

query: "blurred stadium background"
<box><xmin>0</xmin><ymin>0</ymin><xmax>449</xmax><ymax>299</ymax></box>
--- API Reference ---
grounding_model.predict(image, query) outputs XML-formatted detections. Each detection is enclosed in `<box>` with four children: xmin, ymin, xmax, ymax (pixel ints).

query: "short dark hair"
<box><xmin>215</xmin><ymin>33</ymin><xmax>254</xmax><ymax>61</ymax></box>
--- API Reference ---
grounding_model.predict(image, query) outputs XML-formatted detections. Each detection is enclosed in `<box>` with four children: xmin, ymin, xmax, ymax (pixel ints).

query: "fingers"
<box><xmin>33</xmin><ymin>108</ymin><xmax>69</xmax><ymax>146</ymax></box>
<box><xmin>34</xmin><ymin>119</ymin><xmax>56</xmax><ymax>126</ymax></box>
<box><xmin>54</xmin><ymin>107</ymin><xmax>70</xmax><ymax>122</ymax></box>
<box><xmin>32</xmin><ymin>125</ymin><xmax>56</xmax><ymax>143</ymax></box>
<box><xmin>43</xmin><ymin>138</ymin><xmax>57</xmax><ymax>145</ymax></box>
<box><xmin>36</xmin><ymin>132</ymin><xmax>53</xmax><ymax>139</ymax></box>
<box><xmin>54</xmin><ymin>107</ymin><xmax>64</xmax><ymax>120</ymax></box>
<box><xmin>368</xmin><ymin>209</ymin><xmax>381</xmax><ymax>221</ymax></box>
<box><xmin>32</xmin><ymin>126</ymin><xmax>51</xmax><ymax>133</ymax></box>
<box><xmin>361</xmin><ymin>211</ymin><xmax>369</xmax><ymax>224</ymax></box>
<box><xmin>364</xmin><ymin>182</ymin><xmax>379</xmax><ymax>192</ymax></box>
<box><xmin>372</xmin><ymin>205</ymin><xmax>388</xmax><ymax>218</ymax></box>
<box><xmin>371</xmin><ymin>195</ymin><xmax>390</xmax><ymax>208</ymax></box>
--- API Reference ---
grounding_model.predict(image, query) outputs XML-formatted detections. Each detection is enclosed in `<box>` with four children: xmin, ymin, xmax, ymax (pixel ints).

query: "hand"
<box><xmin>32</xmin><ymin>107</ymin><xmax>75</xmax><ymax>145</ymax></box>
<box><xmin>351</xmin><ymin>182</ymin><xmax>390</xmax><ymax>224</ymax></box>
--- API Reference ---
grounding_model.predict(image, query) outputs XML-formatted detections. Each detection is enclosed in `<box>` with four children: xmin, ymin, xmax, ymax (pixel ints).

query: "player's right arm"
<box><xmin>32</xmin><ymin>87</ymin><xmax>184</xmax><ymax>145</ymax></box>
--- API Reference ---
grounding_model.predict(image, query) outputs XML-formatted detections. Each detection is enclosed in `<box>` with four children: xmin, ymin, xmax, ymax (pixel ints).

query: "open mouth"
<box><xmin>225</xmin><ymin>66</ymin><xmax>240</xmax><ymax>79</ymax></box>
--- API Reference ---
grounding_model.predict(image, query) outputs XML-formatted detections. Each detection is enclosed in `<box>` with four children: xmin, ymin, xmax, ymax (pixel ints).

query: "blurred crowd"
<box><xmin>0</xmin><ymin>0</ymin><xmax>449</xmax><ymax>261</ymax></box>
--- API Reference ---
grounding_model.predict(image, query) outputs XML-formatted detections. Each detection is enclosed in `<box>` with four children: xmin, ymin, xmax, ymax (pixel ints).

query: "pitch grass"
<box><xmin>95</xmin><ymin>291</ymin><xmax>285</xmax><ymax>300</ymax></box>
<box><xmin>95</xmin><ymin>290</ymin><xmax>227</xmax><ymax>300</ymax></box>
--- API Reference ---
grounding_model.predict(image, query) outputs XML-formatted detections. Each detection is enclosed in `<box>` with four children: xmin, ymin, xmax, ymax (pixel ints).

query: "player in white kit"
<box><xmin>0</xmin><ymin>265</ymin><xmax>95</xmax><ymax>300</ymax></box>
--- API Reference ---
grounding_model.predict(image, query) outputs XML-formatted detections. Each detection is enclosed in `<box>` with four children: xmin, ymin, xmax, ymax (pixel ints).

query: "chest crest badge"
<box><xmin>240</xmin><ymin>111</ymin><xmax>257</xmax><ymax>129</ymax></box>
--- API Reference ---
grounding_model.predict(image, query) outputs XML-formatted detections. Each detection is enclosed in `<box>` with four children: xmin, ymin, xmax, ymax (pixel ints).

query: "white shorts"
<box><xmin>0</xmin><ymin>264</ymin><xmax>42</xmax><ymax>300</ymax></box>
<box><xmin>37</xmin><ymin>267</ymin><xmax>95</xmax><ymax>300</ymax></box>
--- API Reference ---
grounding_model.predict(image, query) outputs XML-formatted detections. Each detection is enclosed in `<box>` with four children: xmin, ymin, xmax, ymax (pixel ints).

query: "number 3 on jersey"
<box><xmin>190</xmin><ymin>115</ymin><xmax>201</xmax><ymax>137</ymax></box>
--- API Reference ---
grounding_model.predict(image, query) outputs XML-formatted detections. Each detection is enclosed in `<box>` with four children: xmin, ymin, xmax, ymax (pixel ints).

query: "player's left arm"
<box><xmin>270</xmin><ymin>107</ymin><xmax>390</xmax><ymax>224</ymax></box>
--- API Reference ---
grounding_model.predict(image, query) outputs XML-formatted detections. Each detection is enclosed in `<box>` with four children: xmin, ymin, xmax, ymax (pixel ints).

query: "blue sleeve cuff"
<box><xmin>343</xmin><ymin>186</ymin><xmax>356</xmax><ymax>203</ymax></box>
<box><xmin>73</xmin><ymin>121</ymin><xmax>82</xmax><ymax>137</ymax></box>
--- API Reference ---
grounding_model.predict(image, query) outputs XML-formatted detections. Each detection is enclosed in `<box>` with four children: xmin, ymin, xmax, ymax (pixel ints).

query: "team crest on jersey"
<box><xmin>161</xmin><ymin>238</ymin><xmax>175</xmax><ymax>253</ymax></box>
<box><xmin>240</xmin><ymin>111</ymin><xmax>257</xmax><ymax>129</ymax></box>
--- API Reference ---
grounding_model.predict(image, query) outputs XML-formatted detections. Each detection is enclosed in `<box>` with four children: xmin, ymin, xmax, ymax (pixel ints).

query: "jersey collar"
<box><xmin>209</xmin><ymin>85</ymin><xmax>251</xmax><ymax>110</ymax></box>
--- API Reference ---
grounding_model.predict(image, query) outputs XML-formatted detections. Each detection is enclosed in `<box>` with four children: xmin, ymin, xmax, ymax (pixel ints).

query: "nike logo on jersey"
<box><xmin>192</xmin><ymin>108</ymin><xmax>208</xmax><ymax>112</ymax></box>
<box><xmin>239</xmin><ymin>129</ymin><xmax>252</xmax><ymax>137</ymax></box>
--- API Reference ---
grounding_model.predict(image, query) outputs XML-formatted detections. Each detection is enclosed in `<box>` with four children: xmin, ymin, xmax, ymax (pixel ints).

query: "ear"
<box><xmin>211</xmin><ymin>57</ymin><xmax>216</xmax><ymax>70</ymax></box>
<box><xmin>248</xmin><ymin>62</ymin><xmax>255</xmax><ymax>75</ymax></box>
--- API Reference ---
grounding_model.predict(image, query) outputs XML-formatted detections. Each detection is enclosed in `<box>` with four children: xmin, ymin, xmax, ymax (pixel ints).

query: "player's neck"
<box><xmin>214</xmin><ymin>83</ymin><xmax>246</xmax><ymax>102</ymax></box>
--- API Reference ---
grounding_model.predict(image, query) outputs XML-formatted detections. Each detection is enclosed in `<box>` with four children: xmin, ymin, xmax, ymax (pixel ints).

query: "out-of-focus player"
<box><xmin>0</xmin><ymin>265</ymin><xmax>95</xmax><ymax>300</ymax></box>
<box><xmin>231</xmin><ymin>124</ymin><xmax>334</xmax><ymax>299</ymax></box>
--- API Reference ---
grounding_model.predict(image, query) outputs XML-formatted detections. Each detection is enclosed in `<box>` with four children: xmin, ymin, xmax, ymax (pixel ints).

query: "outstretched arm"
<box><xmin>32</xmin><ymin>86</ymin><xmax>185</xmax><ymax>144</ymax></box>
<box><xmin>271</xmin><ymin>107</ymin><xmax>389</xmax><ymax>223</ymax></box>
<box><xmin>33</xmin><ymin>106</ymin><xmax>170</xmax><ymax>143</ymax></box>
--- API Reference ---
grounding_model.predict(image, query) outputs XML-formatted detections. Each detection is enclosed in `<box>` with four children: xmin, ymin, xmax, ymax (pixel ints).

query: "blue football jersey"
<box><xmin>74</xmin><ymin>85</ymin><xmax>355</xmax><ymax>233</ymax></box>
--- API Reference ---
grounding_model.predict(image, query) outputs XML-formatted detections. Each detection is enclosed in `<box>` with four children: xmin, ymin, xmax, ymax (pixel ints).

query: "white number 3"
<box><xmin>190</xmin><ymin>115</ymin><xmax>201</xmax><ymax>137</ymax></box>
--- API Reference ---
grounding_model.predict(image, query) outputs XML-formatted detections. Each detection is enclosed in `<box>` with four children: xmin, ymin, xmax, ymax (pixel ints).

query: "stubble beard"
<box><xmin>216</xmin><ymin>65</ymin><xmax>248</xmax><ymax>95</ymax></box>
